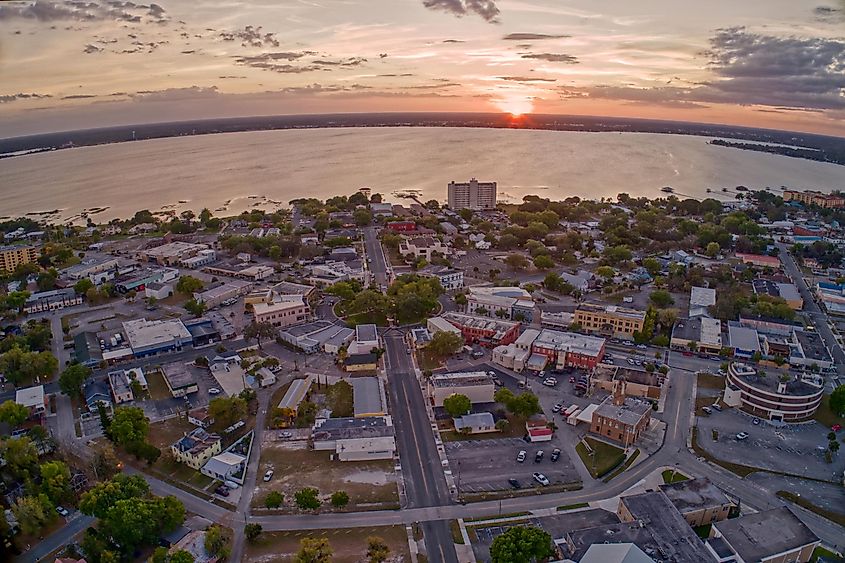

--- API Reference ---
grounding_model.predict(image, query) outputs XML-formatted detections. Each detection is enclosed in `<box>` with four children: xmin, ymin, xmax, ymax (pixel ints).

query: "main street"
<box><xmin>363</xmin><ymin>226</ymin><xmax>390</xmax><ymax>288</ymax></box>
<box><xmin>778</xmin><ymin>242</ymin><xmax>845</xmax><ymax>382</ymax></box>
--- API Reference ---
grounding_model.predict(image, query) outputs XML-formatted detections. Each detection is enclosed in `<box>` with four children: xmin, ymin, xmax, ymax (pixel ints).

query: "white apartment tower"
<box><xmin>447</xmin><ymin>178</ymin><xmax>497</xmax><ymax>211</ymax></box>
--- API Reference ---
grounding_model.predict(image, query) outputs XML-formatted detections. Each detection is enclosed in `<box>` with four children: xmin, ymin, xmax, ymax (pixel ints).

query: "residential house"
<box><xmin>171</xmin><ymin>428</ymin><xmax>222</xmax><ymax>470</ymax></box>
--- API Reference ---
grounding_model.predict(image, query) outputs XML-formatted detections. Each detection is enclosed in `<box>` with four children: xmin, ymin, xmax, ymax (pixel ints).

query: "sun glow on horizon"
<box><xmin>493</xmin><ymin>95</ymin><xmax>534</xmax><ymax>117</ymax></box>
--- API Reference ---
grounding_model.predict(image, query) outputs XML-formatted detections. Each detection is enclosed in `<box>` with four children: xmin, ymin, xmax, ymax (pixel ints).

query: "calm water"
<box><xmin>2</xmin><ymin>127</ymin><xmax>845</xmax><ymax>223</ymax></box>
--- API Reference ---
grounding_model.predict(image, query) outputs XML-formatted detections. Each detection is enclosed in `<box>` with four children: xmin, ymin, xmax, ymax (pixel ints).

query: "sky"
<box><xmin>1</xmin><ymin>0</ymin><xmax>844</xmax><ymax>137</ymax></box>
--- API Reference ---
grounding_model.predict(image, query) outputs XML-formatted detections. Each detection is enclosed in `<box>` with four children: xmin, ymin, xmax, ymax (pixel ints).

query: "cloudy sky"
<box><xmin>1</xmin><ymin>0</ymin><xmax>844</xmax><ymax>136</ymax></box>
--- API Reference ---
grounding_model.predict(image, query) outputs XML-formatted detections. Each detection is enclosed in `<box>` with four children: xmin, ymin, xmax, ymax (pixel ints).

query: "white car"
<box><xmin>542</xmin><ymin>377</ymin><xmax>557</xmax><ymax>387</ymax></box>
<box><xmin>56</xmin><ymin>506</ymin><xmax>69</xmax><ymax>517</ymax></box>
<box><xmin>552</xmin><ymin>403</ymin><xmax>563</xmax><ymax>413</ymax></box>
<box><xmin>516</xmin><ymin>450</ymin><xmax>527</xmax><ymax>463</ymax></box>
<box><xmin>533</xmin><ymin>472</ymin><xmax>550</xmax><ymax>486</ymax></box>
<box><xmin>208</xmin><ymin>387</ymin><xmax>222</xmax><ymax>395</ymax></box>
<box><xmin>627</xmin><ymin>358</ymin><xmax>635</xmax><ymax>365</ymax></box>
<box><xmin>263</xmin><ymin>469</ymin><xmax>274</xmax><ymax>482</ymax></box>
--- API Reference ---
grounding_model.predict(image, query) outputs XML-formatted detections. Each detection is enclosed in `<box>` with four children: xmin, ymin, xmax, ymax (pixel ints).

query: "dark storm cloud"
<box><xmin>502</xmin><ymin>33</ymin><xmax>569</xmax><ymax>40</ymax></box>
<box><xmin>219</xmin><ymin>26</ymin><xmax>280</xmax><ymax>48</ymax></box>
<box><xmin>0</xmin><ymin>0</ymin><xmax>167</xmax><ymax>23</ymax></box>
<box><xmin>421</xmin><ymin>0</ymin><xmax>500</xmax><ymax>23</ymax></box>
<box><xmin>499</xmin><ymin>76</ymin><xmax>556</xmax><ymax>82</ymax></box>
<box><xmin>0</xmin><ymin>92</ymin><xmax>53</xmax><ymax>103</ymax></box>
<box><xmin>700</xmin><ymin>26</ymin><xmax>845</xmax><ymax>110</ymax></box>
<box><xmin>520</xmin><ymin>52</ymin><xmax>578</xmax><ymax>63</ymax></box>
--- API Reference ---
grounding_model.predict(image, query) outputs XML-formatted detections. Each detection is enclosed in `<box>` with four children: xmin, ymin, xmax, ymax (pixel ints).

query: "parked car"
<box><xmin>518</xmin><ymin>381</ymin><xmax>529</xmax><ymax>389</ymax></box>
<box><xmin>492</xmin><ymin>377</ymin><xmax>504</xmax><ymax>387</ymax></box>
<box><xmin>56</xmin><ymin>506</ymin><xmax>69</xmax><ymax>517</ymax></box>
<box><xmin>550</xmin><ymin>448</ymin><xmax>561</xmax><ymax>462</ymax></box>
<box><xmin>263</xmin><ymin>469</ymin><xmax>274</xmax><ymax>482</ymax></box>
<box><xmin>636</xmin><ymin>344</ymin><xmax>647</xmax><ymax>349</ymax></box>
<box><xmin>552</xmin><ymin>403</ymin><xmax>563</xmax><ymax>413</ymax></box>
<box><xmin>516</xmin><ymin>450</ymin><xmax>527</xmax><ymax>463</ymax></box>
<box><xmin>832</xmin><ymin>424</ymin><xmax>842</xmax><ymax>432</ymax></box>
<box><xmin>208</xmin><ymin>387</ymin><xmax>222</xmax><ymax>395</ymax></box>
<box><xmin>542</xmin><ymin>377</ymin><xmax>557</xmax><ymax>387</ymax></box>
<box><xmin>702</xmin><ymin>406</ymin><xmax>712</xmax><ymax>415</ymax></box>
<box><xmin>711</xmin><ymin>403</ymin><xmax>722</xmax><ymax>412</ymax></box>
<box><xmin>752</xmin><ymin>418</ymin><xmax>760</xmax><ymax>425</ymax></box>
<box><xmin>627</xmin><ymin>358</ymin><xmax>635</xmax><ymax>365</ymax></box>
<box><xmin>569</xmin><ymin>376</ymin><xmax>576</xmax><ymax>384</ymax></box>
<box><xmin>280</xmin><ymin>431</ymin><xmax>293</xmax><ymax>439</ymax></box>
<box><xmin>215</xmin><ymin>486</ymin><xmax>230</xmax><ymax>497</ymax></box>
<box><xmin>533</xmin><ymin>472</ymin><xmax>550</xmax><ymax>486</ymax></box>
<box><xmin>508</xmin><ymin>478</ymin><xmax>521</xmax><ymax>489</ymax></box>
<box><xmin>736</xmin><ymin>432</ymin><xmax>749</xmax><ymax>441</ymax></box>
<box><xmin>534</xmin><ymin>450</ymin><xmax>544</xmax><ymax>463</ymax></box>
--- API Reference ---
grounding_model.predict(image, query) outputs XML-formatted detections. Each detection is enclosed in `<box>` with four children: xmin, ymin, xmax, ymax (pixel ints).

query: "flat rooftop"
<box><xmin>161</xmin><ymin>362</ymin><xmax>195</xmax><ymax>389</ymax></box>
<box><xmin>658</xmin><ymin>478</ymin><xmax>731</xmax><ymax>513</ymax></box>
<box><xmin>595</xmin><ymin>395</ymin><xmax>651</xmax><ymax>426</ymax></box>
<box><xmin>312</xmin><ymin>415</ymin><xmax>394</xmax><ymax>441</ymax></box>
<box><xmin>794</xmin><ymin>330</ymin><xmax>832</xmax><ymax>362</ymax></box>
<box><xmin>253</xmin><ymin>298</ymin><xmax>305</xmax><ymax>315</ymax></box>
<box><xmin>690</xmin><ymin>286</ymin><xmax>716</xmax><ymax>308</ymax></box>
<box><xmin>282</xmin><ymin>320</ymin><xmax>334</xmax><ymax>338</ymax></box>
<box><xmin>714</xmin><ymin>507</ymin><xmax>818</xmax><ymax>563</ymax></box>
<box><xmin>592</xmin><ymin>365</ymin><xmax>662</xmax><ymax>388</ymax></box>
<box><xmin>728</xmin><ymin>322</ymin><xmax>760</xmax><ymax>352</ymax></box>
<box><xmin>577</xmin><ymin>302</ymin><xmax>646</xmax><ymax>321</ymax></box>
<box><xmin>123</xmin><ymin>318</ymin><xmax>191</xmax><ymax>349</ymax></box>
<box><xmin>534</xmin><ymin>328</ymin><xmax>605</xmax><ymax>357</ymax></box>
<box><xmin>441</xmin><ymin>312</ymin><xmax>519</xmax><ymax>339</ymax></box>
<box><xmin>351</xmin><ymin>377</ymin><xmax>385</xmax><ymax>416</ymax></box>
<box><xmin>272</xmin><ymin>281</ymin><xmax>315</xmax><ymax>295</ymax></box>
<box><xmin>355</xmin><ymin>323</ymin><xmax>378</xmax><ymax>343</ymax></box>
<box><xmin>430</xmin><ymin>371</ymin><xmax>493</xmax><ymax>388</ymax></box>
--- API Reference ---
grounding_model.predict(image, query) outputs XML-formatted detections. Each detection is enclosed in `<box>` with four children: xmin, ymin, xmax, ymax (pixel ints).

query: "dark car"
<box><xmin>534</xmin><ymin>450</ymin><xmax>544</xmax><ymax>462</ymax></box>
<box><xmin>508</xmin><ymin>478</ymin><xmax>521</xmax><ymax>489</ymax></box>
<box><xmin>215</xmin><ymin>485</ymin><xmax>230</xmax><ymax>497</ymax></box>
<box><xmin>550</xmin><ymin>448</ymin><xmax>561</xmax><ymax>462</ymax></box>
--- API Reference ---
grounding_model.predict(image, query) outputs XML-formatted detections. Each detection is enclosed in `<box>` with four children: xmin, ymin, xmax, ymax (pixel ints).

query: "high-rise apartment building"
<box><xmin>447</xmin><ymin>178</ymin><xmax>497</xmax><ymax>210</ymax></box>
<box><xmin>0</xmin><ymin>245</ymin><xmax>40</xmax><ymax>273</ymax></box>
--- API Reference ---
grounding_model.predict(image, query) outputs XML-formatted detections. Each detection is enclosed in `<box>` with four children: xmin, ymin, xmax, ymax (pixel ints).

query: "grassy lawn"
<box><xmin>777</xmin><ymin>491</ymin><xmax>845</xmax><ymax>527</ymax></box>
<box><xmin>326</xmin><ymin>381</ymin><xmax>354</xmax><ymax>418</ymax></box>
<box><xmin>811</xmin><ymin>546</ymin><xmax>840</xmax><ymax>562</ymax></box>
<box><xmin>575</xmin><ymin>437</ymin><xmax>625</xmax><ymax>479</ymax></box>
<box><xmin>438</xmin><ymin>414</ymin><xmax>524</xmax><ymax>441</ymax></box>
<box><xmin>254</xmin><ymin>447</ymin><xmax>398</xmax><ymax>511</ymax></box>
<box><xmin>147</xmin><ymin>416</ymin><xmax>194</xmax><ymax>449</ymax></box>
<box><xmin>696</xmin><ymin>372</ymin><xmax>726</xmax><ymax>390</ymax></box>
<box><xmin>145</xmin><ymin>370</ymin><xmax>174</xmax><ymax>401</ymax></box>
<box><xmin>344</xmin><ymin>311</ymin><xmax>388</xmax><ymax>327</ymax></box>
<box><xmin>662</xmin><ymin>469</ymin><xmax>689</xmax><ymax>484</ymax></box>
<box><xmin>813</xmin><ymin>394</ymin><xmax>845</xmax><ymax>428</ymax></box>
<box><xmin>449</xmin><ymin>520</ymin><xmax>464</xmax><ymax>544</ymax></box>
<box><xmin>557</xmin><ymin>503</ymin><xmax>589</xmax><ymax>511</ymax></box>
<box><xmin>602</xmin><ymin>449</ymin><xmax>640</xmax><ymax>482</ymax></box>
<box><xmin>245</xmin><ymin>526</ymin><xmax>410</xmax><ymax>562</ymax></box>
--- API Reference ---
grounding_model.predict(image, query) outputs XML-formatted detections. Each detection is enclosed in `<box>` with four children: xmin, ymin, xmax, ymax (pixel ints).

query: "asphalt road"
<box><xmin>363</xmin><ymin>226</ymin><xmax>390</xmax><ymax>288</ymax></box>
<box><xmin>383</xmin><ymin>331</ymin><xmax>458</xmax><ymax>563</ymax></box>
<box><xmin>778</xmin><ymin>242</ymin><xmax>845</xmax><ymax>380</ymax></box>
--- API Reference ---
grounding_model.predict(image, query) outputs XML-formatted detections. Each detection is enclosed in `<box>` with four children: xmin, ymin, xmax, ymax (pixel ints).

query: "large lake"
<box><xmin>2</xmin><ymin>127</ymin><xmax>844</xmax><ymax>223</ymax></box>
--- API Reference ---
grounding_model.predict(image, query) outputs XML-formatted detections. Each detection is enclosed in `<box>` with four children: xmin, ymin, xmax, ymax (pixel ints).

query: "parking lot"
<box><xmin>445</xmin><ymin>437</ymin><xmax>580</xmax><ymax>493</ymax></box>
<box><xmin>696</xmin><ymin>409</ymin><xmax>845</xmax><ymax>482</ymax></box>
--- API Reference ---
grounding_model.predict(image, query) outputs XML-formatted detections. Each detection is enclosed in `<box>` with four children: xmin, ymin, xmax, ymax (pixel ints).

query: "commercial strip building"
<box><xmin>727</xmin><ymin>322</ymin><xmax>761</xmax><ymax>359</ymax></box>
<box><xmin>783</xmin><ymin>189</ymin><xmax>845</xmax><ymax>208</ymax></box>
<box><xmin>439</xmin><ymin>312</ymin><xmax>521</xmax><ymax>348</ymax></box>
<box><xmin>193</xmin><ymin>280</ymin><xmax>252</xmax><ymax>308</ymax></box>
<box><xmin>138</xmin><ymin>241</ymin><xmax>209</xmax><ymax>266</ymax></box>
<box><xmin>123</xmin><ymin>318</ymin><xmax>193</xmax><ymax>357</ymax></box>
<box><xmin>447</xmin><ymin>178</ymin><xmax>497</xmax><ymax>210</ymax></box>
<box><xmin>278</xmin><ymin>320</ymin><xmax>354</xmax><ymax>354</ymax></box>
<box><xmin>735</xmin><ymin>253</ymin><xmax>781</xmax><ymax>269</ymax></box>
<box><xmin>427</xmin><ymin>371</ymin><xmax>495</xmax><ymax>407</ymax></box>
<box><xmin>0</xmin><ymin>244</ymin><xmax>39</xmax><ymax>273</ymax></box>
<box><xmin>62</xmin><ymin>257</ymin><xmax>119</xmax><ymax>280</ymax></box>
<box><xmin>351</xmin><ymin>377</ymin><xmax>387</xmax><ymax>418</ymax></box>
<box><xmin>466</xmin><ymin>286</ymin><xmax>535</xmax><ymax>321</ymax></box>
<box><xmin>252</xmin><ymin>296</ymin><xmax>310</xmax><ymax>328</ymax></box>
<box><xmin>114</xmin><ymin>267</ymin><xmax>178</xmax><ymax>293</ymax></box>
<box><xmin>426</xmin><ymin>316</ymin><xmax>463</xmax><ymax>338</ymax></box>
<box><xmin>752</xmin><ymin>279</ymin><xmax>804</xmax><ymax>310</ymax></box>
<box><xmin>670</xmin><ymin>317</ymin><xmax>723</xmax><ymax>353</ymax></box>
<box><xmin>575</xmin><ymin>303</ymin><xmax>645</xmax><ymax>341</ymax></box>
<box><xmin>531</xmin><ymin>329</ymin><xmax>606</xmax><ymax>370</ymax></box>
<box><xmin>180</xmin><ymin>249</ymin><xmax>217</xmax><ymax>269</ymax></box>
<box><xmin>311</xmin><ymin>416</ymin><xmax>396</xmax><ymax>462</ymax></box>
<box><xmin>723</xmin><ymin>362</ymin><xmax>824</xmax><ymax>422</ymax></box>
<box><xmin>689</xmin><ymin>286</ymin><xmax>716</xmax><ymax>318</ymax></box>
<box><xmin>23</xmin><ymin>288</ymin><xmax>82</xmax><ymax>314</ymax></box>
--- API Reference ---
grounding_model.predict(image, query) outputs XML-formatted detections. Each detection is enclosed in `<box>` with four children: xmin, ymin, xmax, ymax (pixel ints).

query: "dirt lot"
<box><xmin>254</xmin><ymin>444</ymin><xmax>399</xmax><ymax>511</ymax></box>
<box><xmin>245</xmin><ymin>526</ymin><xmax>410</xmax><ymax>563</ymax></box>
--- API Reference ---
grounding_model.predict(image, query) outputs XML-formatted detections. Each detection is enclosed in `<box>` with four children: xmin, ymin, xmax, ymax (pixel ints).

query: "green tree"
<box><xmin>366</xmin><ymin>536</ymin><xmax>391</xmax><ymax>563</ymax></box>
<box><xmin>74</xmin><ymin>278</ymin><xmax>95</xmax><ymax>295</ymax></box>
<box><xmin>169</xmin><ymin>550</ymin><xmax>194</xmax><ymax>563</ymax></box>
<box><xmin>330</xmin><ymin>490</ymin><xmax>350</xmax><ymax>508</ymax></box>
<box><xmin>208</xmin><ymin>396</ymin><xmax>248</xmax><ymax>428</ymax></box>
<box><xmin>245</xmin><ymin>523</ymin><xmax>263</xmax><ymax>543</ymax></box>
<box><xmin>2</xmin><ymin>436</ymin><xmax>38</xmax><ymax>479</ymax></box>
<box><xmin>705</xmin><ymin>241</ymin><xmax>720</xmax><ymax>258</ymax></box>
<box><xmin>642</xmin><ymin>257</ymin><xmax>662</xmax><ymax>276</ymax></box>
<box><xmin>649</xmin><ymin>289</ymin><xmax>674</xmax><ymax>307</ymax></box>
<box><xmin>489</xmin><ymin>526</ymin><xmax>553</xmax><ymax>563</ymax></box>
<box><xmin>596</xmin><ymin>266</ymin><xmax>615</xmax><ymax>281</ymax></box>
<box><xmin>294</xmin><ymin>487</ymin><xmax>321</xmax><ymax>510</ymax></box>
<box><xmin>295</xmin><ymin>537</ymin><xmax>333</xmax><ymax>563</ymax></box>
<box><xmin>12</xmin><ymin>495</ymin><xmax>53</xmax><ymax>535</ymax></box>
<box><xmin>0</xmin><ymin>347</ymin><xmax>58</xmax><ymax>385</ymax></box>
<box><xmin>829</xmin><ymin>385</ymin><xmax>845</xmax><ymax>417</ymax></box>
<box><xmin>265</xmin><ymin>491</ymin><xmax>284</xmax><ymax>508</ymax></box>
<box><xmin>176</xmin><ymin>275</ymin><xmax>204</xmax><ymax>295</ymax></box>
<box><xmin>79</xmin><ymin>474</ymin><xmax>150</xmax><ymax>518</ymax></box>
<box><xmin>184</xmin><ymin>298</ymin><xmax>206</xmax><ymax>317</ymax></box>
<box><xmin>205</xmin><ymin>524</ymin><xmax>229</xmax><ymax>557</ymax></box>
<box><xmin>443</xmin><ymin>393</ymin><xmax>472</xmax><ymax>418</ymax></box>
<box><xmin>0</xmin><ymin>399</ymin><xmax>29</xmax><ymax>427</ymax></box>
<box><xmin>354</xmin><ymin>208</ymin><xmax>373</xmax><ymax>226</ymax></box>
<box><xmin>533</xmin><ymin>254</ymin><xmax>555</xmax><ymax>270</ymax></box>
<box><xmin>59</xmin><ymin>363</ymin><xmax>91</xmax><ymax>397</ymax></box>
<box><xmin>244</xmin><ymin>320</ymin><xmax>276</xmax><ymax>349</ymax></box>
<box><xmin>40</xmin><ymin>460</ymin><xmax>71</xmax><ymax>503</ymax></box>
<box><xmin>505</xmin><ymin>254</ymin><xmax>529</xmax><ymax>271</ymax></box>
<box><xmin>108</xmin><ymin>406</ymin><xmax>150</xmax><ymax>446</ymax></box>
<box><xmin>427</xmin><ymin>331</ymin><xmax>464</xmax><ymax>358</ymax></box>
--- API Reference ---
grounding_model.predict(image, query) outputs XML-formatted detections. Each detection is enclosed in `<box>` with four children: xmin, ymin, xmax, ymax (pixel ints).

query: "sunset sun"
<box><xmin>494</xmin><ymin>96</ymin><xmax>534</xmax><ymax>117</ymax></box>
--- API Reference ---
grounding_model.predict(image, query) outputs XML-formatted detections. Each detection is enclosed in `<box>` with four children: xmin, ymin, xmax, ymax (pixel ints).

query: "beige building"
<box><xmin>659</xmin><ymin>478</ymin><xmax>735</xmax><ymax>527</ymax></box>
<box><xmin>0</xmin><ymin>245</ymin><xmax>39</xmax><ymax>273</ymax></box>
<box><xmin>711</xmin><ymin>507</ymin><xmax>819</xmax><ymax>563</ymax></box>
<box><xmin>170</xmin><ymin>428</ymin><xmax>221</xmax><ymax>470</ymax></box>
<box><xmin>427</xmin><ymin>371</ymin><xmax>495</xmax><ymax>407</ymax></box>
<box><xmin>253</xmin><ymin>296</ymin><xmax>310</xmax><ymax>328</ymax></box>
<box><xmin>575</xmin><ymin>303</ymin><xmax>645</xmax><ymax>340</ymax></box>
<box><xmin>447</xmin><ymin>178</ymin><xmax>497</xmax><ymax>210</ymax></box>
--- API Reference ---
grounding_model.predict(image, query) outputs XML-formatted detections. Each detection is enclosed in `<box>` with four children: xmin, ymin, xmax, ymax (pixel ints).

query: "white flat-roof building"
<box><xmin>123</xmin><ymin>318</ymin><xmax>192</xmax><ymax>358</ymax></box>
<box><xmin>690</xmin><ymin>286</ymin><xmax>716</xmax><ymax>318</ymax></box>
<box><xmin>15</xmin><ymin>385</ymin><xmax>46</xmax><ymax>416</ymax></box>
<box><xmin>139</xmin><ymin>241</ymin><xmax>208</xmax><ymax>266</ymax></box>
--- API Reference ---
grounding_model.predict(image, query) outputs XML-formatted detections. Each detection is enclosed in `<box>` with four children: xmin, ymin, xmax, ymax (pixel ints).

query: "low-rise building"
<box><xmin>532</xmin><ymin>329</ymin><xmax>606</xmax><ymax>370</ymax></box>
<box><xmin>171</xmin><ymin>428</ymin><xmax>221</xmax><ymax>470</ymax></box>
<box><xmin>23</xmin><ymin>288</ymin><xmax>82</xmax><ymax>314</ymax></box>
<box><xmin>160</xmin><ymin>362</ymin><xmax>198</xmax><ymax>398</ymax></box>
<box><xmin>575</xmin><ymin>303</ymin><xmax>645</xmax><ymax>341</ymax></box>
<box><xmin>83</xmin><ymin>378</ymin><xmax>112</xmax><ymax>411</ymax></box>
<box><xmin>253</xmin><ymin>296</ymin><xmax>310</xmax><ymax>328</ymax></box>
<box><xmin>201</xmin><ymin>451</ymin><xmax>246</xmax><ymax>481</ymax></box>
<box><xmin>591</xmin><ymin>365</ymin><xmax>665</xmax><ymax>400</ymax></box>
<box><xmin>311</xmin><ymin>416</ymin><xmax>396</xmax><ymax>461</ymax></box>
<box><xmin>351</xmin><ymin>377</ymin><xmax>387</xmax><ymax>418</ymax></box>
<box><xmin>74</xmin><ymin>331</ymin><xmax>104</xmax><ymax>367</ymax></box>
<box><xmin>440</xmin><ymin>312</ymin><xmax>521</xmax><ymax>348</ymax></box>
<box><xmin>193</xmin><ymin>280</ymin><xmax>252</xmax><ymax>308</ymax></box>
<box><xmin>419</xmin><ymin>265</ymin><xmax>464</xmax><ymax>290</ymax></box>
<box><xmin>209</xmin><ymin>359</ymin><xmax>247</xmax><ymax>397</ymax></box>
<box><xmin>783</xmin><ymin>189</ymin><xmax>844</xmax><ymax>209</ymax></box>
<box><xmin>735</xmin><ymin>253</ymin><xmax>781</xmax><ymax>269</ymax></box>
<box><xmin>492</xmin><ymin>327</ymin><xmax>540</xmax><ymax>372</ymax></box>
<box><xmin>428</xmin><ymin>371</ymin><xmax>495</xmax><ymax>407</ymax></box>
<box><xmin>399</xmin><ymin>236</ymin><xmax>450</xmax><ymax>260</ymax></box>
<box><xmin>15</xmin><ymin>385</ymin><xmax>46</xmax><ymax>418</ymax></box>
<box><xmin>590</xmin><ymin>382</ymin><xmax>651</xmax><ymax>447</ymax></box>
<box><xmin>114</xmin><ymin>267</ymin><xmax>178</xmax><ymax>293</ymax></box>
<box><xmin>272</xmin><ymin>280</ymin><xmax>318</xmax><ymax>302</ymax></box>
<box><xmin>180</xmin><ymin>248</ymin><xmax>217</xmax><ymax>269</ymax></box>
<box><xmin>466</xmin><ymin>286</ymin><xmax>535</xmax><ymax>321</ymax></box>
<box><xmin>344</xmin><ymin>352</ymin><xmax>378</xmax><ymax>372</ymax></box>
<box><xmin>62</xmin><ymin>257</ymin><xmax>119</xmax><ymax>280</ymax></box>
<box><xmin>671</xmin><ymin>317</ymin><xmax>723</xmax><ymax>354</ymax></box>
<box><xmin>123</xmin><ymin>318</ymin><xmax>193</xmax><ymax>357</ymax></box>
<box><xmin>790</xmin><ymin>329</ymin><xmax>833</xmax><ymax>370</ymax></box>
<box><xmin>659</xmin><ymin>477</ymin><xmax>735</xmax><ymax>527</ymax></box>
<box><xmin>540</xmin><ymin>310</ymin><xmax>574</xmax><ymax>330</ymax></box>
<box><xmin>752</xmin><ymin>279</ymin><xmax>804</xmax><ymax>310</ymax></box>
<box><xmin>108</xmin><ymin>370</ymin><xmax>134</xmax><ymax>404</ymax></box>
<box><xmin>144</xmin><ymin>281</ymin><xmax>174</xmax><ymax>300</ymax></box>
<box><xmin>138</xmin><ymin>241</ymin><xmax>209</xmax><ymax>266</ymax></box>
<box><xmin>188</xmin><ymin>407</ymin><xmax>213</xmax><ymax>428</ymax></box>
<box><xmin>710</xmin><ymin>507</ymin><xmax>819</xmax><ymax>563</ymax></box>
<box><xmin>727</xmin><ymin>321</ymin><xmax>761</xmax><ymax>359</ymax></box>
<box><xmin>278</xmin><ymin>320</ymin><xmax>354</xmax><ymax>354</ymax></box>
<box><xmin>426</xmin><ymin>316</ymin><xmax>463</xmax><ymax>337</ymax></box>
<box><xmin>277</xmin><ymin>375</ymin><xmax>314</xmax><ymax>426</ymax></box>
<box><xmin>689</xmin><ymin>286</ymin><xmax>716</xmax><ymax>318</ymax></box>
<box><xmin>723</xmin><ymin>362</ymin><xmax>823</xmax><ymax>422</ymax></box>
<box><xmin>308</xmin><ymin>260</ymin><xmax>366</xmax><ymax>286</ymax></box>
<box><xmin>454</xmin><ymin>412</ymin><xmax>496</xmax><ymax>434</ymax></box>
<box><xmin>348</xmin><ymin>323</ymin><xmax>380</xmax><ymax>355</ymax></box>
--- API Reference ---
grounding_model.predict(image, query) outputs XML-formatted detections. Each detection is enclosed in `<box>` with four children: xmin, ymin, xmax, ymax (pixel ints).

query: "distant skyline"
<box><xmin>1</xmin><ymin>0</ymin><xmax>844</xmax><ymax>137</ymax></box>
